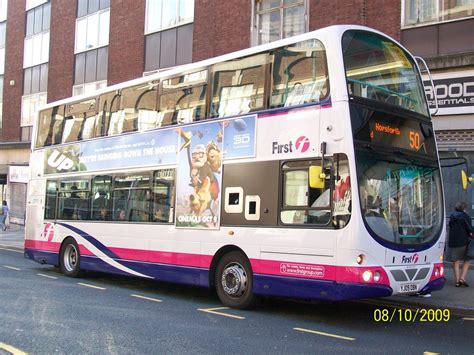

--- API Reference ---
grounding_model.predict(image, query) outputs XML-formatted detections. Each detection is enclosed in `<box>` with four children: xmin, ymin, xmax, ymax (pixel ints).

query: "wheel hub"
<box><xmin>221</xmin><ymin>263</ymin><xmax>247</xmax><ymax>297</ymax></box>
<box><xmin>64</xmin><ymin>244</ymin><xmax>78</xmax><ymax>272</ymax></box>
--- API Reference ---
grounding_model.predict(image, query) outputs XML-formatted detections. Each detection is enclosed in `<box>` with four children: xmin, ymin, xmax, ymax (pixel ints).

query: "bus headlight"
<box><xmin>435</xmin><ymin>267</ymin><xmax>439</xmax><ymax>277</ymax></box>
<box><xmin>440</xmin><ymin>266</ymin><xmax>444</xmax><ymax>276</ymax></box>
<box><xmin>373</xmin><ymin>271</ymin><xmax>381</xmax><ymax>282</ymax></box>
<box><xmin>362</xmin><ymin>270</ymin><xmax>372</xmax><ymax>282</ymax></box>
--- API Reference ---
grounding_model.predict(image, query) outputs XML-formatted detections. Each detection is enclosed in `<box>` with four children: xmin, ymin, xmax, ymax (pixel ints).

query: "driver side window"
<box><xmin>280</xmin><ymin>160</ymin><xmax>331</xmax><ymax>225</ymax></box>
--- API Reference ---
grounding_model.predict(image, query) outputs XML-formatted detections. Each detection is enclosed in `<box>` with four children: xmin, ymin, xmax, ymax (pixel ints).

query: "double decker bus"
<box><xmin>25</xmin><ymin>25</ymin><xmax>445</xmax><ymax>309</ymax></box>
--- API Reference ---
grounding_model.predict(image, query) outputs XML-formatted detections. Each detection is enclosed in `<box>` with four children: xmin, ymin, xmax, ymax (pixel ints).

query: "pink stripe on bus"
<box><xmin>25</xmin><ymin>240</ymin><xmax>390</xmax><ymax>285</ymax></box>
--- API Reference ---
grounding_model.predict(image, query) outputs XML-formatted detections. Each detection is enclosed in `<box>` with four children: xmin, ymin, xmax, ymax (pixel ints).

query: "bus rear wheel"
<box><xmin>60</xmin><ymin>238</ymin><xmax>82</xmax><ymax>278</ymax></box>
<box><xmin>215</xmin><ymin>251</ymin><xmax>256</xmax><ymax>309</ymax></box>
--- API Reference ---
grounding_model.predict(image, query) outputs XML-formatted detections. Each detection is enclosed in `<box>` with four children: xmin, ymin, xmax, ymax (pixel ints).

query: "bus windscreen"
<box><xmin>342</xmin><ymin>30</ymin><xmax>429</xmax><ymax>117</ymax></box>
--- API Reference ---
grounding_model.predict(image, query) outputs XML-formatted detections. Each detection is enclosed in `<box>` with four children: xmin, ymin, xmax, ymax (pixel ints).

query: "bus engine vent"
<box><xmin>390</xmin><ymin>270</ymin><xmax>407</xmax><ymax>282</ymax></box>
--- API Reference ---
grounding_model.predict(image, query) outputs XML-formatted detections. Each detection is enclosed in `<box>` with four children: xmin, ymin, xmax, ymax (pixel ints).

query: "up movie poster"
<box><xmin>175</xmin><ymin>121</ymin><xmax>223</xmax><ymax>229</ymax></box>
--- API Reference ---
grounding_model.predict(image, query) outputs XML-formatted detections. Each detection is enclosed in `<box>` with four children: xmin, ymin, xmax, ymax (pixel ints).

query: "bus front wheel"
<box><xmin>215</xmin><ymin>251</ymin><xmax>256</xmax><ymax>309</ymax></box>
<box><xmin>60</xmin><ymin>238</ymin><xmax>82</xmax><ymax>278</ymax></box>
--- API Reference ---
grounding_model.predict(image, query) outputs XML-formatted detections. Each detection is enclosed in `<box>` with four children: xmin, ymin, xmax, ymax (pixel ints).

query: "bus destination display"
<box><xmin>368</xmin><ymin>119</ymin><xmax>430</xmax><ymax>154</ymax></box>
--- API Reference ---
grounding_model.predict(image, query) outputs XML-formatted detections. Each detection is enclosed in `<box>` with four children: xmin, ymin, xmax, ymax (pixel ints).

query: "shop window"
<box><xmin>254</xmin><ymin>0</ymin><xmax>306</xmax><ymax>45</ymax></box>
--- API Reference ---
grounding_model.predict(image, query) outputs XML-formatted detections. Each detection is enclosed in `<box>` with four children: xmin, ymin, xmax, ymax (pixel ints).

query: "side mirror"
<box><xmin>309</xmin><ymin>166</ymin><xmax>326</xmax><ymax>189</ymax></box>
<box><xmin>461</xmin><ymin>170</ymin><xmax>473</xmax><ymax>190</ymax></box>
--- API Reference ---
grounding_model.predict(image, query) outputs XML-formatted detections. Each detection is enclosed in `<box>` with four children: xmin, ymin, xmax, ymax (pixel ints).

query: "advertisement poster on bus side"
<box><xmin>222</xmin><ymin>115</ymin><xmax>256</xmax><ymax>159</ymax></box>
<box><xmin>175</xmin><ymin>121</ymin><xmax>223</xmax><ymax>229</ymax></box>
<box><xmin>44</xmin><ymin>128</ymin><xmax>178</xmax><ymax>174</ymax></box>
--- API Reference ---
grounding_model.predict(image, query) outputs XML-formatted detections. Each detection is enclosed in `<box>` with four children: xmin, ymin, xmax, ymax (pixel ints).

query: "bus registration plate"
<box><xmin>400</xmin><ymin>283</ymin><xmax>418</xmax><ymax>293</ymax></box>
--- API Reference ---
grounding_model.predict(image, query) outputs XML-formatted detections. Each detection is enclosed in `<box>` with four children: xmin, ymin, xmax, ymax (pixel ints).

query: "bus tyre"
<box><xmin>60</xmin><ymin>238</ymin><xmax>82</xmax><ymax>278</ymax></box>
<box><xmin>216</xmin><ymin>251</ymin><xmax>256</xmax><ymax>309</ymax></box>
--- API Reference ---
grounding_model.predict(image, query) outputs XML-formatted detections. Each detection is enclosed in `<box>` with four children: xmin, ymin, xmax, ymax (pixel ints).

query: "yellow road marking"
<box><xmin>198</xmin><ymin>307</ymin><xmax>245</xmax><ymax>320</ymax></box>
<box><xmin>0</xmin><ymin>246</ymin><xmax>23</xmax><ymax>253</ymax></box>
<box><xmin>4</xmin><ymin>265</ymin><xmax>21</xmax><ymax>271</ymax></box>
<box><xmin>423</xmin><ymin>352</ymin><xmax>440</xmax><ymax>355</ymax></box>
<box><xmin>131</xmin><ymin>294</ymin><xmax>162</xmax><ymax>303</ymax></box>
<box><xmin>0</xmin><ymin>342</ymin><xmax>27</xmax><ymax>354</ymax></box>
<box><xmin>37</xmin><ymin>273</ymin><xmax>58</xmax><ymax>280</ymax></box>
<box><xmin>294</xmin><ymin>327</ymin><xmax>355</xmax><ymax>341</ymax></box>
<box><xmin>463</xmin><ymin>317</ymin><xmax>474</xmax><ymax>321</ymax></box>
<box><xmin>77</xmin><ymin>282</ymin><xmax>106</xmax><ymax>290</ymax></box>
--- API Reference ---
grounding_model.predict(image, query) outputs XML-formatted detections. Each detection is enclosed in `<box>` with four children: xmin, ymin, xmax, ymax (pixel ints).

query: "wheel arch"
<box><xmin>208</xmin><ymin>245</ymin><xmax>250</xmax><ymax>289</ymax></box>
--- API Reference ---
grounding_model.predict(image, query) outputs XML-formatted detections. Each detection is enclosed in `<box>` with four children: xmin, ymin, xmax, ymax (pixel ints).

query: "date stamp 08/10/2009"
<box><xmin>373</xmin><ymin>308</ymin><xmax>451</xmax><ymax>322</ymax></box>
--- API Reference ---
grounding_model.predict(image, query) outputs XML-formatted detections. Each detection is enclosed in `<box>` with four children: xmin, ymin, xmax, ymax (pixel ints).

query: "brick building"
<box><xmin>0</xmin><ymin>0</ymin><xmax>472</xmax><ymax>223</ymax></box>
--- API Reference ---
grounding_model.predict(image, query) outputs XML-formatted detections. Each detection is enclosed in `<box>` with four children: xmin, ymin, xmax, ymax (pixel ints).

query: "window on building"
<box><xmin>23</xmin><ymin>63</ymin><xmax>48</xmax><ymax>95</ymax></box>
<box><xmin>0</xmin><ymin>0</ymin><xmax>7</xmax><ymax>22</ymax></box>
<box><xmin>21</xmin><ymin>93</ymin><xmax>47</xmax><ymax>127</ymax></box>
<box><xmin>145</xmin><ymin>0</ymin><xmax>194</xmax><ymax>34</ymax></box>
<box><xmin>26</xmin><ymin>1</ymin><xmax>50</xmax><ymax>37</ymax></box>
<box><xmin>144</xmin><ymin>0</ymin><xmax>194</xmax><ymax>72</ymax></box>
<box><xmin>73</xmin><ymin>80</ymin><xmax>107</xmax><ymax>97</ymax></box>
<box><xmin>26</xmin><ymin>0</ymin><xmax>48</xmax><ymax>11</ymax></box>
<box><xmin>77</xmin><ymin>0</ymin><xmax>110</xmax><ymax>18</ymax></box>
<box><xmin>402</xmin><ymin>0</ymin><xmax>474</xmax><ymax>27</ymax></box>
<box><xmin>254</xmin><ymin>0</ymin><xmax>307</xmax><ymax>45</ymax></box>
<box><xmin>22</xmin><ymin>62</ymin><xmax>48</xmax><ymax>138</ymax></box>
<box><xmin>74</xmin><ymin>46</ymin><xmax>108</xmax><ymax>95</ymax></box>
<box><xmin>0</xmin><ymin>75</ymin><xmax>3</xmax><ymax>129</ymax></box>
<box><xmin>75</xmin><ymin>7</ymin><xmax>110</xmax><ymax>53</ymax></box>
<box><xmin>0</xmin><ymin>21</ymin><xmax>6</xmax><ymax>50</ymax></box>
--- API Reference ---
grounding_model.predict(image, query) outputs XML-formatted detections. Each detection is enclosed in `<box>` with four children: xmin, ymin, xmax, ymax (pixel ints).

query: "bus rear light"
<box><xmin>373</xmin><ymin>271</ymin><xmax>381</xmax><ymax>282</ymax></box>
<box><xmin>362</xmin><ymin>270</ymin><xmax>372</xmax><ymax>282</ymax></box>
<box><xmin>356</xmin><ymin>254</ymin><xmax>364</xmax><ymax>265</ymax></box>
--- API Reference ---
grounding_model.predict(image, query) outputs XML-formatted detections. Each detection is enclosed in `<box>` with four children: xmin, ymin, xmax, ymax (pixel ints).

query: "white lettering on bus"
<box><xmin>47</xmin><ymin>150</ymin><xmax>74</xmax><ymax>171</ymax></box>
<box><xmin>154</xmin><ymin>145</ymin><xmax>176</xmax><ymax>154</ymax></box>
<box><xmin>177</xmin><ymin>215</ymin><xmax>218</xmax><ymax>224</ymax></box>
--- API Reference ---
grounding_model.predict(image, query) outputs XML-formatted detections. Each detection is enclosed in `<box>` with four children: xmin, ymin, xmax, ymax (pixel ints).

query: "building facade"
<box><xmin>0</xmin><ymin>0</ymin><xmax>472</xmax><ymax>223</ymax></box>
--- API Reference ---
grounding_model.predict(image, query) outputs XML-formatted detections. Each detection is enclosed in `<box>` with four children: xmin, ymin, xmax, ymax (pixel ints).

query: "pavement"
<box><xmin>1</xmin><ymin>224</ymin><xmax>473</xmax><ymax>317</ymax></box>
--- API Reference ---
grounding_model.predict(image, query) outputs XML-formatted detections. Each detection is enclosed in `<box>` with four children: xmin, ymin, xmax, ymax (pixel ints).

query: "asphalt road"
<box><xmin>0</xmin><ymin>247</ymin><xmax>472</xmax><ymax>354</ymax></box>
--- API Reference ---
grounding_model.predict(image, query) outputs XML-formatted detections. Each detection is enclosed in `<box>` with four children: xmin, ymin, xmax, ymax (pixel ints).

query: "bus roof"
<box><xmin>38</xmin><ymin>24</ymin><xmax>396</xmax><ymax>112</ymax></box>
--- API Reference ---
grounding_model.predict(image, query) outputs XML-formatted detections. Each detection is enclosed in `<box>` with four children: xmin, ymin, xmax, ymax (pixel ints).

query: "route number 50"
<box><xmin>409</xmin><ymin>131</ymin><xmax>420</xmax><ymax>150</ymax></box>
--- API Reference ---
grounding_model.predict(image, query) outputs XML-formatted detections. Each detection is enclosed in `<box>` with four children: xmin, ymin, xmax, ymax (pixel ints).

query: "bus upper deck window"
<box><xmin>271</xmin><ymin>39</ymin><xmax>329</xmax><ymax>109</ymax></box>
<box><xmin>210</xmin><ymin>54</ymin><xmax>268</xmax><ymax>118</ymax></box>
<box><xmin>159</xmin><ymin>70</ymin><xmax>207</xmax><ymax>127</ymax></box>
<box><xmin>36</xmin><ymin>106</ymin><xmax>65</xmax><ymax>148</ymax></box>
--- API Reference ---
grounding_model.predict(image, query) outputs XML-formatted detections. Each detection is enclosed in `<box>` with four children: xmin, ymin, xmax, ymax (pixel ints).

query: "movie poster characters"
<box><xmin>175</xmin><ymin>122</ymin><xmax>223</xmax><ymax>229</ymax></box>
